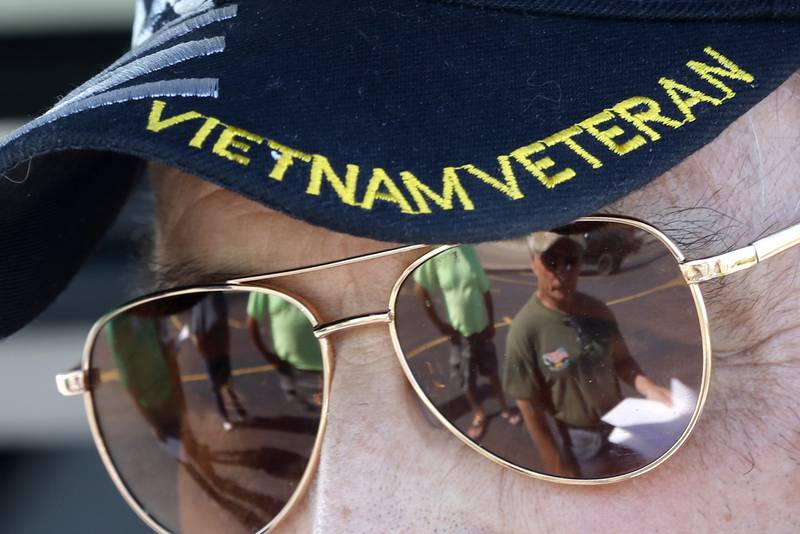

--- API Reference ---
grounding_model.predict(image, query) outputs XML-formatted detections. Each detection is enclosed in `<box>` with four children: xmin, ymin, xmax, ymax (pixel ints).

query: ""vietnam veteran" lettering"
<box><xmin>144</xmin><ymin>46</ymin><xmax>754</xmax><ymax>215</ymax></box>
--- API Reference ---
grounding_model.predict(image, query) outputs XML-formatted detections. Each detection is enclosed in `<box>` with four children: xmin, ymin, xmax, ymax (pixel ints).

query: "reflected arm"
<box><xmin>632</xmin><ymin>374</ymin><xmax>673</xmax><ymax>406</ymax></box>
<box><xmin>483</xmin><ymin>291</ymin><xmax>495</xmax><ymax>338</ymax></box>
<box><xmin>414</xmin><ymin>283</ymin><xmax>457</xmax><ymax>339</ymax></box>
<box><xmin>516</xmin><ymin>399</ymin><xmax>577</xmax><ymax>477</ymax></box>
<box><xmin>611</xmin><ymin>333</ymin><xmax>672</xmax><ymax>406</ymax></box>
<box><xmin>246</xmin><ymin>317</ymin><xmax>283</xmax><ymax>368</ymax></box>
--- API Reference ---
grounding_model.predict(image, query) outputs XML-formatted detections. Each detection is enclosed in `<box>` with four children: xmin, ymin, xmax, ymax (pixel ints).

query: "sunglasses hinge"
<box><xmin>55</xmin><ymin>369</ymin><xmax>87</xmax><ymax>397</ymax></box>
<box><xmin>680</xmin><ymin>246</ymin><xmax>758</xmax><ymax>284</ymax></box>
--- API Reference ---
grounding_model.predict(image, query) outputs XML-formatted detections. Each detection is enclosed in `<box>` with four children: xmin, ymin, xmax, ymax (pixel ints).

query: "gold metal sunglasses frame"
<box><xmin>55</xmin><ymin>214</ymin><xmax>800</xmax><ymax>534</ymax></box>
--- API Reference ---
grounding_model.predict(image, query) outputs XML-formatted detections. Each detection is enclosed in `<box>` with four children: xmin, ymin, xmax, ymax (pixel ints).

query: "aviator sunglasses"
<box><xmin>55</xmin><ymin>215</ymin><xmax>800</xmax><ymax>534</ymax></box>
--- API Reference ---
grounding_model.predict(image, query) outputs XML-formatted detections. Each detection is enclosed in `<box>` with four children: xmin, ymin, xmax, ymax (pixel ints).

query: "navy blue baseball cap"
<box><xmin>2</xmin><ymin>0</ymin><xmax>800</xmax><ymax>336</ymax></box>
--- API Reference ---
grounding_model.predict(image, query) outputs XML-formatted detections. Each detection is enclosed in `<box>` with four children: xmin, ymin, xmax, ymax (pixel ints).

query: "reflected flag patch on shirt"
<box><xmin>543</xmin><ymin>347</ymin><xmax>571</xmax><ymax>371</ymax></box>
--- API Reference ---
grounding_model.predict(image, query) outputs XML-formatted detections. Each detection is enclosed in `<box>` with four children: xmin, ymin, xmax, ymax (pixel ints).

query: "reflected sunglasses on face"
<box><xmin>541</xmin><ymin>248</ymin><xmax>582</xmax><ymax>274</ymax></box>
<box><xmin>55</xmin><ymin>215</ymin><xmax>800</xmax><ymax>534</ymax></box>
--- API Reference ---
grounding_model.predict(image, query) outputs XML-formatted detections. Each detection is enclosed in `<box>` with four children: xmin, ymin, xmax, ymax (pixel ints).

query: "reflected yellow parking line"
<box><xmin>102</xmin><ymin>362</ymin><xmax>280</xmax><ymax>385</ymax></box>
<box><xmin>101</xmin><ymin>369</ymin><xmax>121</xmax><ymax>382</ymax></box>
<box><xmin>488</xmin><ymin>273</ymin><xmax>535</xmax><ymax>286</ymax></box>
<box><xmin>605</xmin><ymin>276</ymin><xmax>684</xmax><ymax>306</ymax></box>
<box><xmin>404</xmin><ymin>316</ymin><xmax>514</xmax><ymax>359</ymax></box>
<box><xmin>182</xmin><ymin>363</ymin><xmax>278</xmax><ymax>383</ymax></box>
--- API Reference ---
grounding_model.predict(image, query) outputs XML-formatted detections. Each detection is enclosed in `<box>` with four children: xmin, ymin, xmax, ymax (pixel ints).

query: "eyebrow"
<box><xmin>599</xmin><ymin>202</ymin><xmax>800</xmax><ymax>284</ymax></box>
<box><xmin>145</xmin><ymin>256</ymin><xmax>243</xmax><ymax>292</ymax></box>
<box><xmin>653</xmin><ymin>207</ymin><xmax>742</xmax><ymax>253</ymax></box>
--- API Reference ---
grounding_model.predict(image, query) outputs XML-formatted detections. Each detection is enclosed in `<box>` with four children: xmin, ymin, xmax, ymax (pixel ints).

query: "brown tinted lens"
<box><xmin>90</xmin><ymin>289</ymin><xmax>324</xmax><ymax>533</ymax></box>
<box><xmin>395</xmin><ymin>222</ymin><xmax>704</xmax><ymax>480</ymax></box>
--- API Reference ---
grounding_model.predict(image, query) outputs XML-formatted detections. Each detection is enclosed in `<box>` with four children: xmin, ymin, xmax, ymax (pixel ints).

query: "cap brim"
<box><xmin>2</xmin><ymin>0</ymin><xmax>800</xmax><ymax>335</ymax></box>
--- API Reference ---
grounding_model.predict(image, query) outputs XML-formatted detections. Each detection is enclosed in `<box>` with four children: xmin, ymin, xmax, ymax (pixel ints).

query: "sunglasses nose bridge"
<box><xmin>313</xmin><ymin>311</ymin><xmax>392</xmax><ymax>339</ymax></box>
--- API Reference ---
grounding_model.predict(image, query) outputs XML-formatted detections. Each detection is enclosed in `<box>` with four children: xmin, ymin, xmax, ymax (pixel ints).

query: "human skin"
<box><xmin>530</xmin><ymin>240</ymin><xmax>583</xmax><ymax>312</ymax></box>
<box><xmin>148</xmin><ymin>72</ymin><xmax>800</xmax><ymax>532</ymax></box>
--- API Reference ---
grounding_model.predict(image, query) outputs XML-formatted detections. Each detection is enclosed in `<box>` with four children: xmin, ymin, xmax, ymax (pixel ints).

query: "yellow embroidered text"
<box><xmin>144</xmin><ymin>47</ymin><xmax>755</xmax><ymax>212</ymax></box>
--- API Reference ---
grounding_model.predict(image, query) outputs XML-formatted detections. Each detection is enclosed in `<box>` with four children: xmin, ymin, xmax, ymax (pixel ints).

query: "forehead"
<box><xmin>149</xmin><ymin>163</ymin><xmax>399</xmax><ymax>277</ymax></box>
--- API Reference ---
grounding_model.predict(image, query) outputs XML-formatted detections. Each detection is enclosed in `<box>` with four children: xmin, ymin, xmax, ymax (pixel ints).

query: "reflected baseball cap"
<box><xmin>2</xmin><ymin>0</ymin><xmax>800</xmax><ymax>336</ymax></box>
<box><xmin>528</xmin><ymin>232</ymin><xmax>587</xmax><ymax>254</ymax></box>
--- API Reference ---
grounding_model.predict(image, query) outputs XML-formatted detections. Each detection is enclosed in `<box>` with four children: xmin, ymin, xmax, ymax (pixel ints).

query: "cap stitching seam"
<box><xmin>416</xmin><ymin>0</ymin><xmax>789</xmax><ymax>21</ymax></box>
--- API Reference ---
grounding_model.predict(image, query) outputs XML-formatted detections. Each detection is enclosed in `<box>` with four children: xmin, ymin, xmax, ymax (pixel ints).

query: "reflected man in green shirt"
<box><xmin>414</xmin><ymin>245</ymin><xmax>520</xmax><ymax>440</ymax></box>
<box><xmin>246</xmin><ymin>292</ymin><xmax>323</xmax><ymax>410</ymax></box>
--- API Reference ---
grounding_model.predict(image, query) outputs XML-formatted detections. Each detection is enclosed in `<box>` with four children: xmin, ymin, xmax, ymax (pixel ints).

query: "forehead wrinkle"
<box><xmin>150</xmin><ymin>163</ymin><xmax>398</xmax><ymax>277</ymax></box>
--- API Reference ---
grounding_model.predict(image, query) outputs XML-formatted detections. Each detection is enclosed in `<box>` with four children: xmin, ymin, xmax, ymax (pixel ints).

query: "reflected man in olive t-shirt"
<box><xmin>503</xmin><ymin>231</ymin><xmax>672</xmax><ymax>478</ymax></box>
<box><xmin>246</xmin><ymin>292</ymin><xmax>323</xmax><ymax>409</ymax></box>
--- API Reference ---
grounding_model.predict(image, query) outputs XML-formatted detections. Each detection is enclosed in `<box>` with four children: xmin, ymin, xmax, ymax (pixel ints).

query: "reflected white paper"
<box><xmin>602</xmin><ymin>379</ymin><xmax>697</xmax><ymax>458</ymax></box>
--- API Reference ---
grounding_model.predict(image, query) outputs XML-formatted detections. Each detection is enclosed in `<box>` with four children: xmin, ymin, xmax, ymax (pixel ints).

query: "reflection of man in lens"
<box><xmin>413</xmin><ymin>245</ymin><xmax>520</xmax><ymax>440</ymax></box>
<box><xmin>246</xmin><ymin>293</ymin><xmax>323</xmax><ymax>410</ymax></box>
<box><xmin>190</xmin><ymin>292</ymin><xmax>247</xmax><ymax>431</ymax></box>
<box><xmin>503</xmin><ymin>231</ymin><xmax>672</xmax><ymax>477</ymax></box>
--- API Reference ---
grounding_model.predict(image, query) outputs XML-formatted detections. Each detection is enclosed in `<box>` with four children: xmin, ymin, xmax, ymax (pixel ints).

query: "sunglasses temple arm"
<box><xmin>752</xmin><ymin>222</ymin><xmax>800</xmax><ymax>262</ymax></box>
<box><xmin>681</xmin><ymin>222</ymin><xmax>800</xmax><ymax>284</ymax></box>
<box><xmin>55</xmin><ymin>364</ymin><xmax>87</xmax><ymax>396</ymax></box>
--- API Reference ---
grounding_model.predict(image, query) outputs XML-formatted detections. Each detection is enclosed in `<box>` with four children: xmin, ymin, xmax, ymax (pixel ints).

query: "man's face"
<box><xmin>531</xmin><ymin>240</ymin><xmax>583</xmax><ymax>309</ymax></box>
<box><xmin>147</xmin><ymin>72</ymin><xmax>800</xmax><ymax>532</ymax></box>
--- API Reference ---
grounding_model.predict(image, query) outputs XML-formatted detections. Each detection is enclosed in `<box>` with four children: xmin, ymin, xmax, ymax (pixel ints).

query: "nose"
<box><xmin>270</xmin><ymin>326</ymin><xmax>501</xmax><ymax>533</ymax></box>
